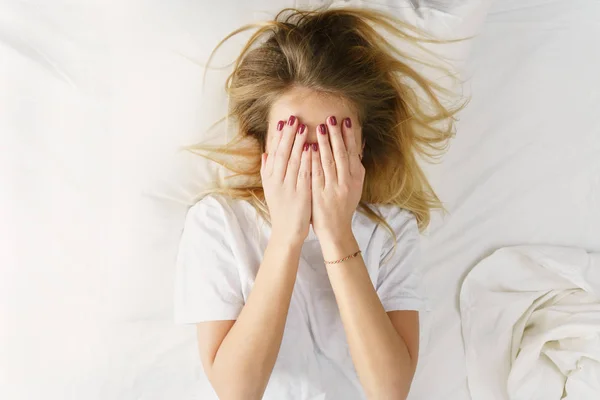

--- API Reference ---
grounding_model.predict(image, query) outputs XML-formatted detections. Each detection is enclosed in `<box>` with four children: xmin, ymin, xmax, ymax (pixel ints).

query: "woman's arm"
<box><xmin>320</xmin><ymin>234</ymin><xmax>419</xmax><ymax>400</ymax></box>
<box><xmin>310</xmin><ymin>115</ymin><xmax>419</xmax><ymax>399</ymax></box>
<box><xmin>198</xmin><ymin>237</ymin><xmax>303</xmax><ymax>400</ymax></box>
<box><xmin>196</xmin><ymin>115</ymin><xmax>312</xmax><ymax>400</ymax></box>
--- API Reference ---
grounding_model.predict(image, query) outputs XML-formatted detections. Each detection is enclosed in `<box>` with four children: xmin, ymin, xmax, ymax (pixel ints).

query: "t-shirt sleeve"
<box><xmin>173</xmin><ymin>196</ymin><xmax>244</xmax><ymax>324</ymax></box>
<box><xmin>376</xmin><ymin>208</ymin><xmax>425</xmax><ymax>313</ymax></box>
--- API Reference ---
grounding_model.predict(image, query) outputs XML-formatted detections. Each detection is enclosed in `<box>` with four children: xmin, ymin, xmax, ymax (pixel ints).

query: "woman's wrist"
<box><xmin>263</xmin><ymin>235</ymin><xmax>304</xmax><ymax>277</ymax></box>
<box><xmin>318</xmin><ymin>228</ymin><xmax>358</xmax><ymax>262</ymax></box>
<box><xmin>268</xmin><ymin>232</ymin><xmax>305</xmax><ymax>253</ymax></box>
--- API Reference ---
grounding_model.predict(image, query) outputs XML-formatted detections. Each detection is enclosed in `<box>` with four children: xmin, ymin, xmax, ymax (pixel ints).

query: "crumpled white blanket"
<box><xmin>460</xmin><ymin>246</ymin><xmax>600</xmax><ymax>400</ymax></box>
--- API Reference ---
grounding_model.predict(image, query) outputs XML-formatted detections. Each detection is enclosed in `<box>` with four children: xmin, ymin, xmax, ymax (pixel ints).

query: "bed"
<box><xmin>2</xmin><ymin>1</ymin><xmax>599</xmax><ymax>399</ymax></box>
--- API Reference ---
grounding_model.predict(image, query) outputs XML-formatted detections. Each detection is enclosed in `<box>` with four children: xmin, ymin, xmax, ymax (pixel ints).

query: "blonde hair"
<box><xmin>187</xmin><ymin>7</ymin><xmax>464</xmax><ymax>236</ymax></box>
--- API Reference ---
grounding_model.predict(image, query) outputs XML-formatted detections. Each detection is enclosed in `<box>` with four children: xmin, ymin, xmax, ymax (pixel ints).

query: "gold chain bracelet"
<box><xmin>324</xmin><ymin>250</ymin><xmax>362</xmax><ymax>265</ymax></box>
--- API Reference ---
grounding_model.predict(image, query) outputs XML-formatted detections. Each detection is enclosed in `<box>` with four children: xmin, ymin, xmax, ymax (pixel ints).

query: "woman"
<box><xmin>174</xmin><ymin>7</ymin><xmax>461</xmax><ymax>400</ymax></box>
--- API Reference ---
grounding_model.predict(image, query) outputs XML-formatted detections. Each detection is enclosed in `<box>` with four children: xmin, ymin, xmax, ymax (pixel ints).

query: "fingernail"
<box><xmin>303</xmin><ymin>143</ymin><xmax>309</xmax><ymax>151</ymax></box>
<box><xmin>345</xmin><ymin>118</ymin><xmax>352</xmax><ymax>128</ymax></box>
<box><xmin>329</xmin><ymin>116</ymin><xmax>337</xmax><ymax>126</ymax></box>
<box><xmin>277</xmin><ymin>121</ymin><xmax>284</xmax><ymax>131</ymax></box>
<box><xmin>312</xmin><ymin>143</ymin><xmax>318</xmax><ymax>151</ymax></box>
<box><xmin>318</xmin><ymin>124</ymin><xmax>327</xmax><ymax>135</ymax></box>
<box><xmin>288</xmin><ymin>115</ymin><xmax>296</xmax><ymax>125</ymax></box>
<box><xmin>298</xmin><ymin>124</ymin><xmax>306</xmax><ymax>134</ymax></box>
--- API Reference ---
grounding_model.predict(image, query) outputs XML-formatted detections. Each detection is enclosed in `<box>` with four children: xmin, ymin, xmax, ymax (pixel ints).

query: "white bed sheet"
<box><xmin>411</xmin><ymin>1</ymin><xmax>600</xmax><ymax>398</ymax></box>
<box><xmin>2</xmin><ymin>1</ymin><xmax>599</xmax><ymax>400</ymax></box>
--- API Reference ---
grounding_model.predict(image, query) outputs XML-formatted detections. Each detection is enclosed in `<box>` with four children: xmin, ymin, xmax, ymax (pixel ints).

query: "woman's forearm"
<box><xmin>321</xmin><ymin>232</ymin><xmax>416</xmax><ymax>400</ymax></box>
<box><xmin>208</xmin><ymin>237</ymin><xmax>302</xmax><ymax>400</ymax></box>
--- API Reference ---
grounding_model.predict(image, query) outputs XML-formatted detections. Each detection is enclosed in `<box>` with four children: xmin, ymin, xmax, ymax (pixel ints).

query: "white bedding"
<box><xmin>2</xmin><ymin>0</ymin><xmax>600</xmax><ymax>399</ymax></box>
<box><xmin>410</xmin><ymin>2</ymin><xmax>600</xmax><ymax>398</ymax></box>
<box><xmin>461</xmin><ymin>246</ymin><xmax>600</xmax><ymax>400</ymax></box>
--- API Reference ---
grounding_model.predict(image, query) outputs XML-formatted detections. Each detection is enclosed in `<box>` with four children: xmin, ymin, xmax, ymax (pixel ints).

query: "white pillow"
<box><xmin>148</xmin><ymin>0</ymin><xmax>493</xmax><ymax>207</ymax></box>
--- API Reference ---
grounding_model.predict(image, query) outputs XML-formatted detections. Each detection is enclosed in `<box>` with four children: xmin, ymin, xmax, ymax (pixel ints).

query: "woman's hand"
<box><xmin>261</xmin><ymin>115</ymin><xmax>312</xmax><ymax>245</ymax></box>
<box><xmin>311</xmin><ymin>116</ymin><xmax>365</xmax><ymax>244</ymax></box>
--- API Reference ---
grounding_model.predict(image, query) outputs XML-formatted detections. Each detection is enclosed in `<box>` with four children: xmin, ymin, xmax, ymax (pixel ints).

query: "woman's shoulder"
<box><xmin>366</xmin><ymin>204</ymin><xmax>419</xmax><ymax>237</ymax></box>
<box><xmin>186</xmin><ymin>194</ymin><xmax>227</xmax><ymax>222</ymax></box>
<box><xmin>186</xmin><ymin>193</ymin><xmax>256</xmax><ymax>230</ymax></box>
<box><xmin>189</xmin><ymin>193</ymin><xmax>251</xmax><ymax>214</ymax></box>
<box><xmin>183</xmin><ymin>194</ymin><xmax>229</xmax><ymax>233</ymax></box>
<box><xmin>369</xmin><ymin>204</ymin><xmax>416</xmax><ymax>224</ymax></box>
<box><xmin>362</xmin><ymin>205</ymin><xmax>421</xmax><ymax>265</ymax></box>
<box><xmin>184</xmin><ymin>194</ymin><xmax>264</xmax><ymax>251</ymax></box>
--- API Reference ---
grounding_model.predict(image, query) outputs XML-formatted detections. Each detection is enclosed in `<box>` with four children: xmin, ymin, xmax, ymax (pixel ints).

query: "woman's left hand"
<box><xmin>311</xmin><ymin>116</ymin><xmax>365</xmax><ymax>244</ymax></box>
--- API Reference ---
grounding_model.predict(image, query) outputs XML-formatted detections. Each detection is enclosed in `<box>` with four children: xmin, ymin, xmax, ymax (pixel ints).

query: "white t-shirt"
<box><xmin>174</xmin><ymin>194</ymin><xmax>424</xmax><ymax>400</ymax></box>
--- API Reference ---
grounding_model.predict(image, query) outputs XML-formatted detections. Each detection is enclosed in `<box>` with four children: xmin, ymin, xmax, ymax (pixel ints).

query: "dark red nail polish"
<box><xmin>277</xmin><ymin>120</ymin><xmax>284</xmax><ymax>131</ymax></box>
<box><xmin>329</xmin><ymin>116</ymin><xmax>337</xmax><ymax>126</ymax></box>
<box><xmin>318</xmin><ymin>124</ymin><xmax>327</xmax><ymax>135</ymax></box>
<box><xmin>345</xmin><ymin>118</ymin><xmax>352</xmax><ymax>128</ymax></box>
<box><xmin>288</xmin><ymin>115</ymin><xmax>296</xmax><ymax>125</ymax></box>
<box><xmin>298</xmin><ymin>124</ymin><xmax>306</xmax><ymax>134</ymax></box>
<box><xmin>312</xmin><ymin>143</ymin><xmax>318</xmax><ymax>151</ymax></box>
<box><xmin>303</xmin><ymin>143</ymin><xmax>309</xmax><ymax>151</ymax></box>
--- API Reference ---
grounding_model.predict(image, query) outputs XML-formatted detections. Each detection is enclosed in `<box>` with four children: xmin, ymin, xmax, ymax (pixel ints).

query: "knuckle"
<box><xmin>335</xmin><ymin>151</ymin><xmax>348</xmax><ymax>160</ymax></box>
<box><xmin>298</xmin><ymin>170</ymin><xmax>310</xmax><ymax>180</ymax></box>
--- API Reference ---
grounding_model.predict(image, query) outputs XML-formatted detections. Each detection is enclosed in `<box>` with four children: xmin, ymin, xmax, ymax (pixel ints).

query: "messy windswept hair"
<box><xmin>188</xmin><ymin>7</ymin><xmax>465</xmax><ymax>234</ymax></box>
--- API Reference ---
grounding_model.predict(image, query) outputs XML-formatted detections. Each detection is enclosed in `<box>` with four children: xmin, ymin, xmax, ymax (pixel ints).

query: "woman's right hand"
<box><xmin>261</xmin><ymin>115</ymin><xmax>312</xmax><ymax>245</ymax></box>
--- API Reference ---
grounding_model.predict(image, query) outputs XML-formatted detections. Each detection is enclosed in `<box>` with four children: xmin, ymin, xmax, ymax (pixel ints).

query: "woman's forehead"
<box><xmin>269</xmin><ymin>86</ymin><xmax>359</xmax><ymax>128</ymax></box>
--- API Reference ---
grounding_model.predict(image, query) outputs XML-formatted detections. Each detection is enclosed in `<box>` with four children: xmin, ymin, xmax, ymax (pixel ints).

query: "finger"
<box><xmin>342</xmin><ymin>117</ymin><xmax>362</xmax><ymax>176</ymax></box>
<box><xmin>311</xmin><ymin>142</ymin><xmax>324</xmax><ymax>190</ymax></box>
<box><xmin>326</xmin><ymin>115</ymin><xmax>350</xmax><ymax>181</ymax></box>
<box><xmin>265</xmin><ymin>120</ymin><xmax>284</xmax><ymax>176</ymax></box>
<box><xmin>273</xmin><ymin>115</ymin><xmax>299</xmax><ymax>181</ymax></box>
<box><xmin>284</xmin><ymin>123</ymin><xmax>308</xmax><ymax>184</ymax></box>
<box><xmin>316</xmin><ymin>123</ymin><xmax>336</xmax><ymax>185</ymax></box>
<box><xmin>297</xmin><ymin>140</ymin><xmax>311</xmax><ymax>192</ymax></box>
